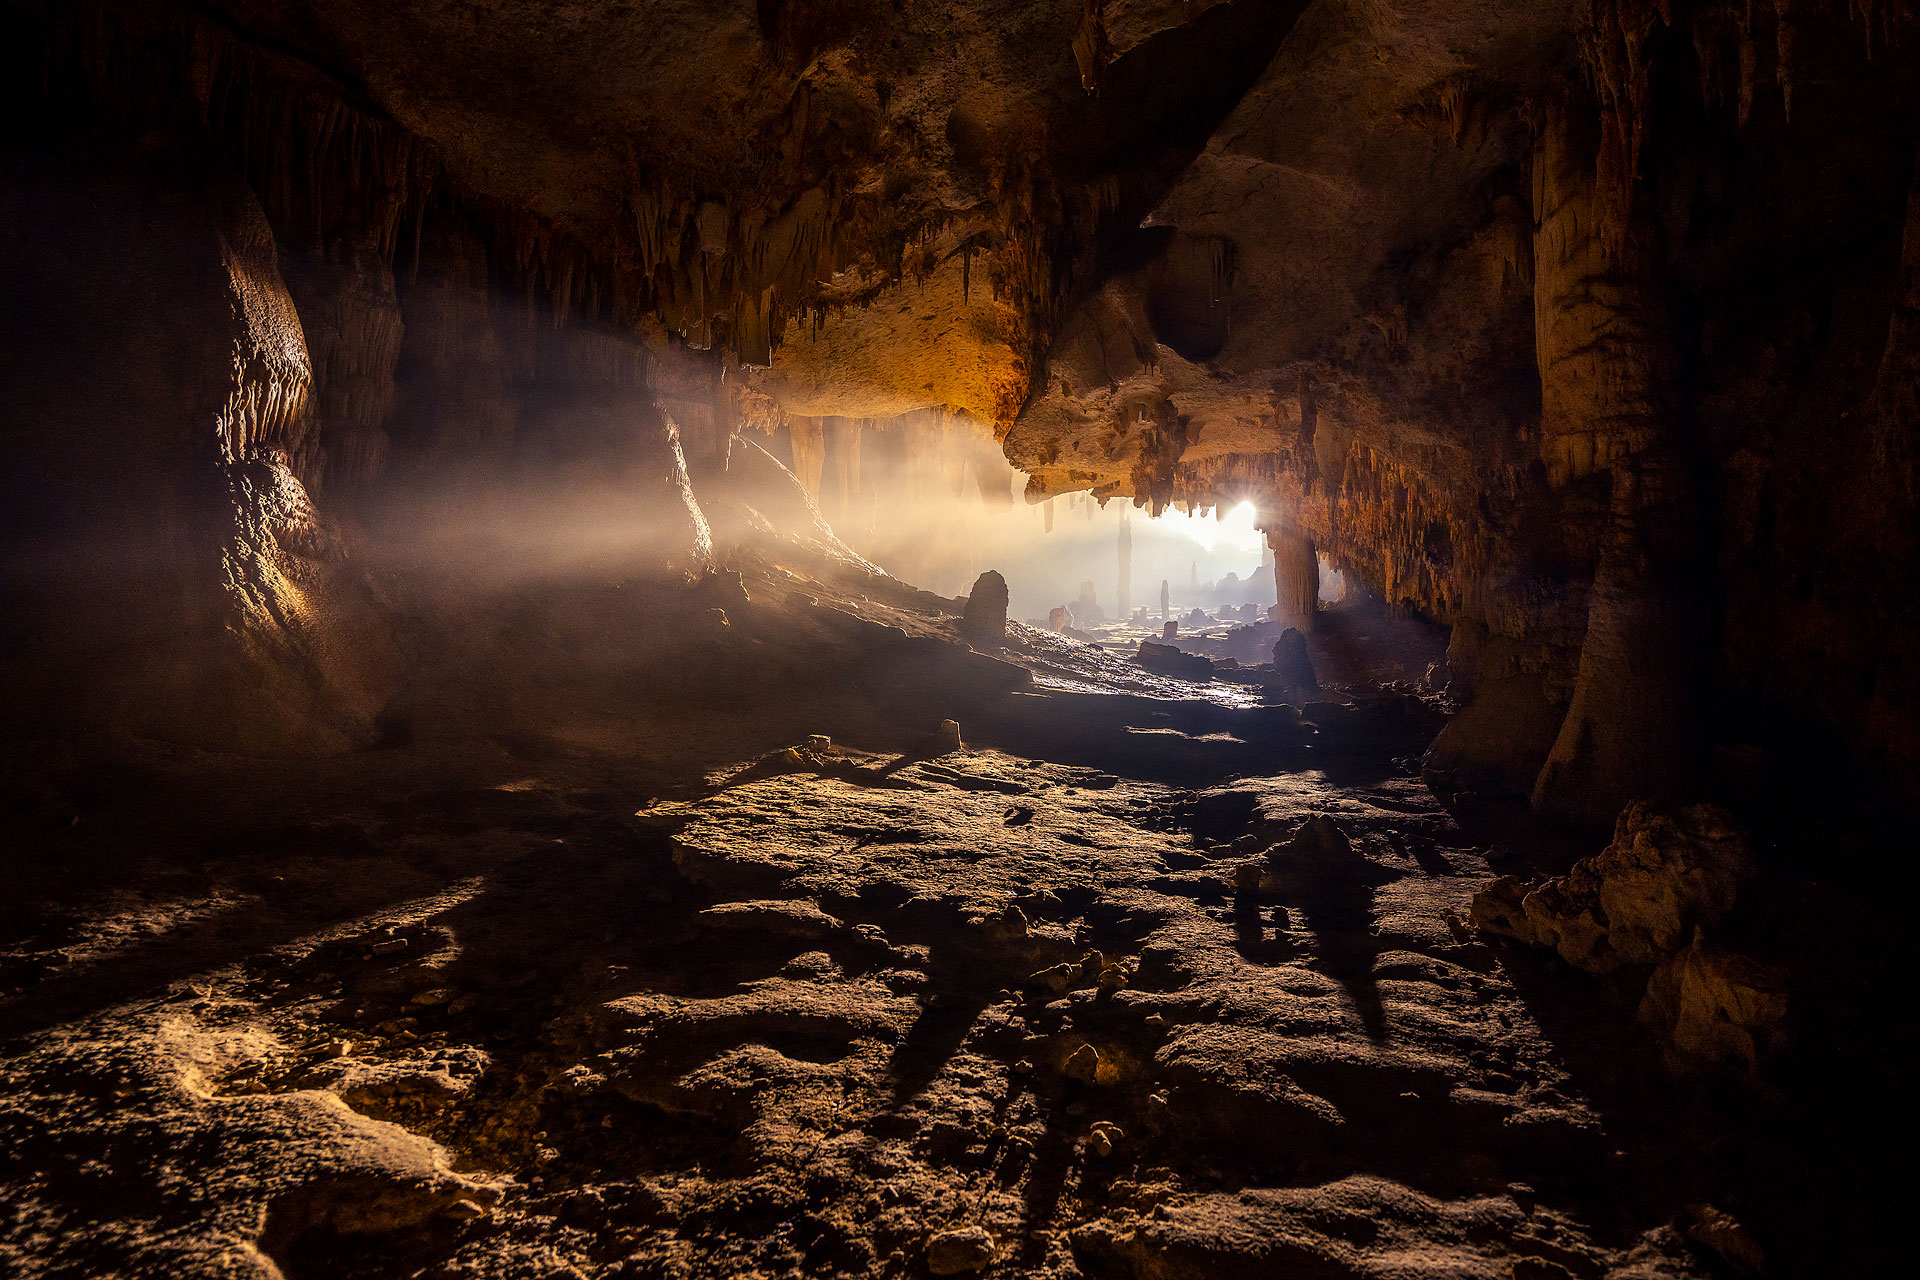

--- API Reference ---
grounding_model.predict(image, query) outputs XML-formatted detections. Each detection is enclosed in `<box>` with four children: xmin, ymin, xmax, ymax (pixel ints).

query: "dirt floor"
<box><xmin>0</xmin><ymin>555</ymin><xmax>1893</xmax><ymax>1280</ymax></box>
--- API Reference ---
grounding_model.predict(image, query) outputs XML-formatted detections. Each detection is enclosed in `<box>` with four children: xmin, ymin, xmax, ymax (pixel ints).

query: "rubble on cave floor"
<box><xmin>3</xmin><ymin>685</ymin><xmax>1757</xmax><ymax>1280</ymax></box>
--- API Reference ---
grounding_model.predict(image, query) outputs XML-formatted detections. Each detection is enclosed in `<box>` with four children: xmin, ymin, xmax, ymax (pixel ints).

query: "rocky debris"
<box><xmin>926</xmin><ymin>1225</ymin><xmax>995</xmax><ymax>1275</ymax></box>
<box><xmin>1049</xmin><ymin>606</ymin><xmax>1072</xmax><ymax>632</ymax></box>
<box><xmin>697</xmin><ymin>898</ymin><xmax>844</xmax><ymax>945</ymax></box>
<box><xmin>1472</xmin><ymin>801</ymin><xmax>1754</xmax><ymax>972</ymax></box>
<box><xmin>1639</xmin><ymin>932</ymin><xmax>1791</xmax><ymax>1083</ymax></box>
<box><xmin>961</xmin><ymin>570</ymin><xmax>1009</xmax><ymax>644</ymax></box>
<box><xmin>1063</xmin><ymin>1042</ymin><xmax>1102</xmax><ymax>1083</ymax></box>
<box><xmin>1029</xmin><ymin>961</ymin><xmax>1078</xmax><ymax>993</ymax></box>
<box><xmin>1683</xmin><ymin>1204</ymin><xmax>1767</xmax><ymax>1275</ymax></box>
<box><xmin>1271</xmin><ymin>627</ymin><xmax>1317</xmax><ymax>690</ymax></box>
<box><xmin>1136</xmin><ymin>640</ymin><xmax>1212</xmax><ymax>681</ymax></box>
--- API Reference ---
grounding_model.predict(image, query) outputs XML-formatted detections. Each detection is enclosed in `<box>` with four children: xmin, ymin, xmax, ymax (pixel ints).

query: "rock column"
<box><xmin>1270</xmin><ymin>522</ymin><xmax>1318</xmax><ymax>634</ymax></box>
<box><xmin>1528</xmin><ymin>96</ymin><xmax>1703</xmax><ymax>827</ymax></box>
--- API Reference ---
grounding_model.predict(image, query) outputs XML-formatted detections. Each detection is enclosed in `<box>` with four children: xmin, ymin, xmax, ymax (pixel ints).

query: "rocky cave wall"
<box><xmin>1</xmin><ymin>0</ymin><xmax>1916</xmax><ymax>826</ymax></box>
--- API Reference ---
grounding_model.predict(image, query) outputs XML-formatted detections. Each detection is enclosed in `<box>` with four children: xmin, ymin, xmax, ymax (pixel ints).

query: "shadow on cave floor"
<box><xmin>0</xmin><ymin>565</ymin><xmax>1886</xmax><ymax>1279</ymax></box>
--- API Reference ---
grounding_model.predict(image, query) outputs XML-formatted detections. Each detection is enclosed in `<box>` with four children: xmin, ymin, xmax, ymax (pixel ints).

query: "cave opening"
<box><xmin>2</xmin><ymin>2</ymin><xmax>1915</xmax><ymax>1278</ymax></box>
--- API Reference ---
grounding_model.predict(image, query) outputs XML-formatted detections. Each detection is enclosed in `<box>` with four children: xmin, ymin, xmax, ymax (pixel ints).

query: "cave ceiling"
<box><xmin>199</xmin><ymin>0</ymin><xmax>1571</xmax><ymax>493</ymax></box>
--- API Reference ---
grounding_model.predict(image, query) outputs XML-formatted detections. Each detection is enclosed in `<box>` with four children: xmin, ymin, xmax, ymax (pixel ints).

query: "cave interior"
<box><xmin>1</xmin><ymin>1</ymin><xmax>1916</xmax><ymax>1278</ymax></box>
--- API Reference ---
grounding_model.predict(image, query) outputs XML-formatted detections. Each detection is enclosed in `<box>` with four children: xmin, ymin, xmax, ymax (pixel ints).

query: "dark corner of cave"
<box><xmin>2</xmin><ymin>1</ymin><xmax>1914</xmax><ymax>1277</ymax></box>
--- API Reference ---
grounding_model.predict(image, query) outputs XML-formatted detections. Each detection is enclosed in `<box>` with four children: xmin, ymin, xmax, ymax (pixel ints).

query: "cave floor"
<box><xmin>0</xmin><ymin>575</ymin><xmax>1826</xmax><ymax>1280</ymax></box>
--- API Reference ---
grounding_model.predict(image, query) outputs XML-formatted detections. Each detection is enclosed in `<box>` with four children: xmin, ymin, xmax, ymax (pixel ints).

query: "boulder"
<box><xmin>1135</xmin><ymin>640</ymin><xmax>1212</xmax><ymax>681</ymax></box>
<box><xmin>928</xmin><ymin>1226</ymin><xmax>995</xmax><ymax>1275</ymax></box>
<box><xmin>1472</xmin><ymin>801</ymin><xmax>1753</xmax><ymax>972</ymax></box>
<box><xmin>1638</xmin><ymin>931</ymin><xmax>1790</xmax><ymax>1081</ymax></box>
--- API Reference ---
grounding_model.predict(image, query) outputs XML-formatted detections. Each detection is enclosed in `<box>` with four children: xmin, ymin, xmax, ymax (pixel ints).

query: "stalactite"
<box><xmin>1072</xmin><ymin>0</ymin><xmax>1112</xmax><ymax>94</ymax></box>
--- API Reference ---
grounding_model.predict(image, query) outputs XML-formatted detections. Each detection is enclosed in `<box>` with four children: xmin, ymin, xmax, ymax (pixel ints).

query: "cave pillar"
<box><xmin>788</xmin><ymin>416</ymin><xmax>825</xmax><ymax>505</ymax></box>
<box><xmin>1117</xmin><ymin>510</ymin><xmax>1132</xmax><ymax>621</ymax></box>
<box><xmin>1527</xmin><ymin>96</ymin><xmax>1704</xmax><ymax>827</ymax></box>
<box><xmin>1269</xmin><ymin>522</ymin><xmax>1318</xmax><ymax>633</ymax></box>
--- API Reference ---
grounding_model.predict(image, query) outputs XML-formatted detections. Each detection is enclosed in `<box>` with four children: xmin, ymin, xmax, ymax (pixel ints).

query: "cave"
<box><xmin>1</xmin><ymin>1</ymin><xmax>1913</xmax><ymax>1277</ymax></box>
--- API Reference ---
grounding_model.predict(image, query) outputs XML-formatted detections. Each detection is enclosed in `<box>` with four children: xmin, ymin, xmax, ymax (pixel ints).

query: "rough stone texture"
<box><xmin>1638</xmin><ymin>931</ymin><xmax>1791</xmax><ymax>1083</ymax></box>
<box><xmin>961</xmin><ymin>569</ymin><xmax>1010</xmax><ymax>644</ymax></box>
<box><xmin>0</xmin><ymin>110</ymin><xmax>397</xmax><ymax>753</ymax></box>
<box><xmin>1472</xmin><ymin>801</ymin><xmax>1753</xmax><ymax>973</ymax></box>
<box><xmin>1272</xmin><ymin>628</ymin><xmax>1317</xmax><ymax>691</ymax></box>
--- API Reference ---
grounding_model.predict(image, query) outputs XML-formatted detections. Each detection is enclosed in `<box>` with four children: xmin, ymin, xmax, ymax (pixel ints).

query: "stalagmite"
<box><xmin>1159</xmin><ymin>578</ymin><xmax>1170</xmax><ymax>621</ymax></box>
<box><xmin>962</xmin><ymin>570</ymin><xmax>1009</xmax><ymax>643</ymax></box>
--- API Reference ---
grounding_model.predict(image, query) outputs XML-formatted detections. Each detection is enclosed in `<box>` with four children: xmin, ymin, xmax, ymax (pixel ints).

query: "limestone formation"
<box><xmin>1272</xmin><ymin>628</ymin><xmax>1317</xmax><ymax>691</ymax></box>
<box><xmin>1472</xmin><ymin>802</ymin><xmax>1754</xmax><ymax>972</ymax></box>
<box><xmin>961</xmin><ymin>570</ymin><xmax>1009</xmax><ymax>643</ymax></box>
<box><xmin>1136</xmin><ymin>640</ymin><xmax>1211</xmax><ymax>681</ymax></box>
<box><xmin>1639</xmin><ymin>931</ymin><xmax>1791</xmax><ymax>1082</ymax></box>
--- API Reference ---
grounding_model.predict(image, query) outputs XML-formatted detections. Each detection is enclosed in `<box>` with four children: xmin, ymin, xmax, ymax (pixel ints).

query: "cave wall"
<box><xmin>0</xmin><ymin>0</ymin><xmax>717</xmax><ymax>752</ymax></box>
<box><xmin>0</xmin><ymin>70</ymin><xmax>394</xmax><ymax>752</ymax></box>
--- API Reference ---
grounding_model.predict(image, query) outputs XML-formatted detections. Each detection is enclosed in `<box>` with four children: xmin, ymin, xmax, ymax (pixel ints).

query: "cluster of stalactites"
<box><xmin>1579</xmin><ymin>0</ymin><xmax>1914</xmax><ymax>248</ymax></box>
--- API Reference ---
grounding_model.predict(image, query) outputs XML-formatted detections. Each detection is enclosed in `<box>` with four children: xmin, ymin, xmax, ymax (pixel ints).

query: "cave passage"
<box><xmin>2</xmin><ymin>2</ymin><xmax>1914</xmax><ymax>1279</ymax></box>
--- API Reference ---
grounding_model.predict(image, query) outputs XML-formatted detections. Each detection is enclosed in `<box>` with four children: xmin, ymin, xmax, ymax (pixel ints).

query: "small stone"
<box><xmin>370</xmin><ymin>937</ymin><xmax>408</xmax><ymax>956</ymax></box>
<box><xmin>936</xmin><ymin>719</ymin><xmax>963</xmax><ymax>751</ymax></box>
<box><xmin>805</xmin><ymin>733</ymin><xmax>831</xmax><ymax>753</ymax></box>
<box><xmin>927</xmin><ymin>1225</ymin><xmax>995</xmax><ymax>1275</ymax></box>
<box><xmin>411</xmin><ymin>988</ymin><xmax>456</xmax><ymax>1006</ymax></box>
<box><xmin>1063</xmin><ymin>1042</ymin><xmax>1101</xmax><ymax>1083</ymax></box>
<box><xmin>1028</xmin><ymin>962</ymin><xmax>1076</xmax><ymax>992</ymax></box>
<box><xmin>1143</xmin><ymin>1013</ymin><xmax>1166</xmax><ymax>1031</ymax></box>
<box><xmin>1087</xmin><ymin>1129</ymin><xmax>1115</xmax><ymax>1157</ymax></box>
